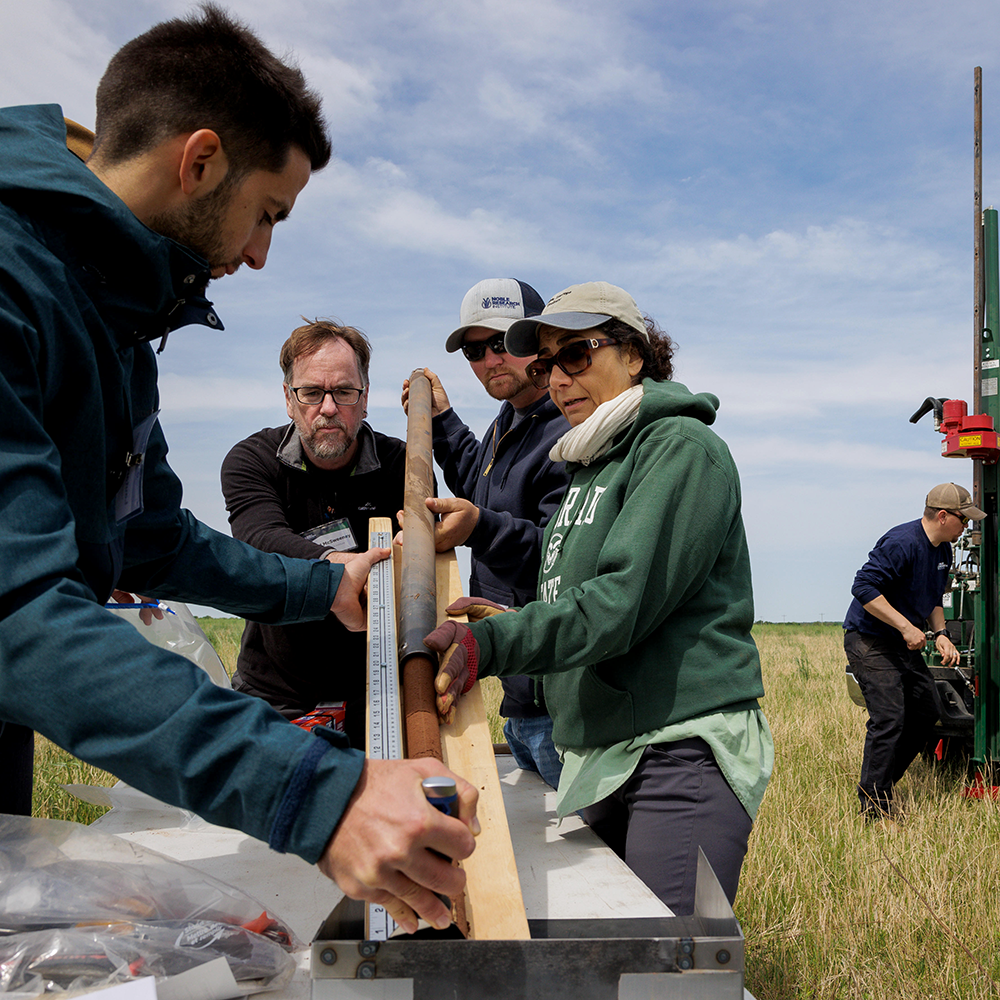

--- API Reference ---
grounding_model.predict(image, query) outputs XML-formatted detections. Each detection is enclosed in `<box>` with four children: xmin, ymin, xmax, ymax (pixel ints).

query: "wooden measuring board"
<box><xmin>435</xmin><ymin>550</ymin><xmax>530</xmax><ymax>941</ymax></box>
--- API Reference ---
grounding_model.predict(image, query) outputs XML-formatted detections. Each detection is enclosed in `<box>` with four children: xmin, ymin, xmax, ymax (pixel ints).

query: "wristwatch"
<box><xmin>933</xmin><ymin>629</ymin><xmax>949</xmax><ymax>639</ymax></box>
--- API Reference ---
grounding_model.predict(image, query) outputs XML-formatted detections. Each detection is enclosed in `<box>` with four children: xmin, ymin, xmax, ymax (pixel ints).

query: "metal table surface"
<box><xmin>92</xmin><ymin>757</ymin><xmax>753</xmax><ymax>999</ymax></box>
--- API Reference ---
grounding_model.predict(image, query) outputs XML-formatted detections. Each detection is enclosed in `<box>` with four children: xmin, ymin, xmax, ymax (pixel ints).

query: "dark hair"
<box><xmin>603</xmin><ymin>316</ymin><xmax>675</xmax><ymax>383</ymax></box>
<box><xmin>281</xmin><ymin>319</ymin><xmax>371</xmax><ymax>386</ymax></box>
<box><xmin>92</xmin><ymin>4</ymin><xmax>331</xmax><ymax>175</ymax></box>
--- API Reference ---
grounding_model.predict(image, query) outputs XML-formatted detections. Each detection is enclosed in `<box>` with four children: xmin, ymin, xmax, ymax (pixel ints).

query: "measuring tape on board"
<box><xmin>365</xmin><ymin>517</ymin><xmax>404</xmax><ymax>940</ymax></box>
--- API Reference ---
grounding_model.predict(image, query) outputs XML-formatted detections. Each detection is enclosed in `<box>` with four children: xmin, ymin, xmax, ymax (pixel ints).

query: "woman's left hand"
<box><xmin>446</xmin><ymin>596</ymin><xmax>509</xmax><ymax>619</ymax></box>
<box><xmin>423</xmin><ymin>620</ymin><xmax>480</xmax><ymax>723</ymax></box>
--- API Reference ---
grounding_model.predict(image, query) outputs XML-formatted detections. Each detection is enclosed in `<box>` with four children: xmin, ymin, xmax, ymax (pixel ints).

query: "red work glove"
<box><xmin>445</xmin><ymin>596</ymin><xmax>512</xmax><ymax>620</ymax></box>
<box><xmin>424</xmin><ymin>620</ymin><xmax>479</xmax><ymax>723</ymax></box>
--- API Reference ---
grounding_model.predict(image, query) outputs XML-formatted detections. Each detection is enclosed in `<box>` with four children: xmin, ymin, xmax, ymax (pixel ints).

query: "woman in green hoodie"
<box><xmin>426</xmin><ymin>282</ymin><xmax>773</xmax><ymax>916</ymax></box>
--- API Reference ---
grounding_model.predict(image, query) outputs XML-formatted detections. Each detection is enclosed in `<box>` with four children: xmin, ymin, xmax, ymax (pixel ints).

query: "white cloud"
<box><xmin>157</xmin><ymin>374</ymin><xmax>285</xmax><ymax>414</ymax></box>
<box><xmin>297</xmin><ymin>52</ymin><xmax>383</xmax><ymax>136</ymax></box>
<box><xmin>303</xmin><ymin>159</ymin><xmax>549</xmax><ymax>266</ymax></box>
<box><xmin>645</xmin><ymin>218</ymin><xmax>957</xmax><ymax>289</ymax></box>
<box><xmin>681</xmin><ymin>354</ymin><xmax>970</xmax><ymax>420</ymax></box>
<box><xmin>733</xmin><ymin>436</ymin><xmax>952</xmax><ymax>473</ymax></box>
<box><xmin>0</xmin><ymin>0</ymin><xmax>110</xmax><ymax>122</ymax></box>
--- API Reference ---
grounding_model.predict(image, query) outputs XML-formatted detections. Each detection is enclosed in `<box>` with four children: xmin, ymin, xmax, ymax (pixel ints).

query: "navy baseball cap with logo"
<box><xmin>445</xmin><ymin>278</ymin><xmax>545</xmax><ymax>353</ymax></box>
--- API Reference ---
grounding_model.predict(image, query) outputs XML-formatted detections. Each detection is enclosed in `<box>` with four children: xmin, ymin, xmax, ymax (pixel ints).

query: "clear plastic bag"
<box><xmin>0</xmin><ymin>921</ymin><xmax>292</xmax><ymax>995</ymax></box>
<box><xmin>0</xmin><ymin>816</ymin><xmax>296</xmax><ymax>995</ymax></box>
<box><xmin>105</xmin><ymin>602</ymin><xmax>230</xmax><ymax>688</ymax></box>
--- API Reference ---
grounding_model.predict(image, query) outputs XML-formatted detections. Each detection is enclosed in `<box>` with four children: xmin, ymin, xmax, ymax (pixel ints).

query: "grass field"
<box><xmin>743</xmin><ymin>623</ymin><xmax>1000</xmax><ymax>1000</ymax></box>
<box><xmin>31</xmin><ymin>619</ymin><xmax>1000</xmax><ymax>998</ymax></box>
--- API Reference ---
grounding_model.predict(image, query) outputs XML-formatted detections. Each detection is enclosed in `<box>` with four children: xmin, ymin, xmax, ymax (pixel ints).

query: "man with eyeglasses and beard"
<box><xmin>844</xmin><ymin>482</ymin><xmax>986</xmax><ymax>822</ymax></box>
<box><xmin>400</xmin><ymin>278</ymin><xmax>569</xmax><ymax>789</ymax></box>
<box><xmin>222</xmin><ymin>320</ymin><xmax>409</xmax><ymax>748</ymax></box>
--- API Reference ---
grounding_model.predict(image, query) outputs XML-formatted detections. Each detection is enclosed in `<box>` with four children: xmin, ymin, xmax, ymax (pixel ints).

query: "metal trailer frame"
<box><xmin>310</xmin><ymin>850</ymin><xmax>744</xmax><ymax>1000</ymax></box>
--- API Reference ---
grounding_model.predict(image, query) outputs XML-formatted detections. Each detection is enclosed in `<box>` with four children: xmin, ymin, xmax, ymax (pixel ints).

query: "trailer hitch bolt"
<box><xmin>678</xmin><ymin>937</ymin><xmax>695</xmax><ymax>970</ymax></box>
<box><xmin>716</xmin><ymin>949</ymin><xmax>731</xmax><ymax>965</ymax></box>
<box><xmin>358</xmin><ymin>961</ymin><xmax>377</xmax><ymax>980</ymax></box>
<box><xmin>359</xmin><ymin>940</ymin><xmax>379</xmax><ymax>958</ymax></box>
<box><xmin>319</xmin><ymin>948</ymin><xmax>337</xmax><ymax>966</ymax></box>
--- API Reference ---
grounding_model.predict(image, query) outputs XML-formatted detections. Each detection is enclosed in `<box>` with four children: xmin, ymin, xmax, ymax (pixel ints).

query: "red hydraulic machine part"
<box><xmin>909</xmin><ymin>397</ymin><xmax>999</xmax><ymax>463</ymax></box>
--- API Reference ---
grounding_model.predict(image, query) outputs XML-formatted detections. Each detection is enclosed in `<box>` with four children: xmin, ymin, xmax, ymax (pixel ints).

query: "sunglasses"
<box><xmin>526</xmin><ymin>338</ymin><xmax>618</xmax><ymax>390</ymax></box>
<box><xmin>461</xmin><ymin>332</ymin><xmax>507</xmax><ymax>362</ymax></box>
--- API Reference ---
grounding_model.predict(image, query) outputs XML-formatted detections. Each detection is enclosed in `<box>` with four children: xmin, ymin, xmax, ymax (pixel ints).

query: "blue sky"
<box><xmin>3</xmin><ymin>0</ymin><xmax>999</xmax><ymax>622</ymax></box>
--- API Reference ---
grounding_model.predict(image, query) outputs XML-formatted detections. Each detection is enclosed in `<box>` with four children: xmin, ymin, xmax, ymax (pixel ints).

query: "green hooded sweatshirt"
<box><xmin>472</xmin><ymin>378</ymin><xmax>764</xmax><ymax>750</ymax></box>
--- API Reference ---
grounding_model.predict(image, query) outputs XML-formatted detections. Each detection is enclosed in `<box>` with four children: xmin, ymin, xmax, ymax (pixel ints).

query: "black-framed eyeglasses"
<box><xmin>526</xmin><ymin>338</ymin><xmax>618</xmax><ymax>390</ymax></box>
<box><xmin>946</xmin><ymin>510</ymin><xmax>970</xmax><ymax>525</ymax></box>
<box><xmin>461</xmin><ymin>332</ymin><xmax>507</xmax><ymax>362</ymax></box>
<box><xmin>290</xmin><ymin>385</ymin><xmax>364</xmax><ymax>406</ymax></box>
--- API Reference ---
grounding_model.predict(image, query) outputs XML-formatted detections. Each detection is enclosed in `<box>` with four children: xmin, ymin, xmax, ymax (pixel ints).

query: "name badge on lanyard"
<box><xmin>301</xmin><ymin>517</ymin><xmax>358</xmax><ymax>552</ymax></box>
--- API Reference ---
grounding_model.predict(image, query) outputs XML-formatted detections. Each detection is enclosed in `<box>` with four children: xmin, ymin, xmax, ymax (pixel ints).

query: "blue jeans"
<box><xmin>504</xmin><ymin>715</ymin><xmax>563</xmax><ymax>790</ymax></box>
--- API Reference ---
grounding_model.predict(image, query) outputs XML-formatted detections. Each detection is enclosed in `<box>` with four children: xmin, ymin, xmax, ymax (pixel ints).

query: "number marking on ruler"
<box><xmin>366</xmin><ymin>521</ymin><xmax>403</xmax><ymax>940</ymax></box>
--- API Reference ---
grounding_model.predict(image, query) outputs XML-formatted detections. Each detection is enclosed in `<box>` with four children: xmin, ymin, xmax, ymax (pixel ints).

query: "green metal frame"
<box><xmin>973</xmin><ymin>208</ymin><xmax>1000</xmax><ymax>770</ymax></box>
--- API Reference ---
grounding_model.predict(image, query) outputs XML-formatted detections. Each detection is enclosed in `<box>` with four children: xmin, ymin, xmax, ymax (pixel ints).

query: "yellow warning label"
<box><xmin>959</xmin><ymin>434</ymin><xmax>983</xmax><ymax>448</ymax></box>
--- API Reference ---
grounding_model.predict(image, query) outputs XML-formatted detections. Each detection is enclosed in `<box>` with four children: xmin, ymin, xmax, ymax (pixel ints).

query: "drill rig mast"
<box><xmin>912</xmin><ymin>69</ymin><xmax>1000</xmax><ymax>792</ymax></box>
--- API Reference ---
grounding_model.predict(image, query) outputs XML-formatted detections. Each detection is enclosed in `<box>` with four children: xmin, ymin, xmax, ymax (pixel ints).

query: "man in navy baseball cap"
<box><xmin>402</xmin><ymin>278</ymin><xmax>569</xmax><ymax>788</ymax></box>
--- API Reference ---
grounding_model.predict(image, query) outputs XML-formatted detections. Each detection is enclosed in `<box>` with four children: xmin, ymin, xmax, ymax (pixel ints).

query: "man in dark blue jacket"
<box><xmin>0</xmin><ymin>5</ymin><xmax>475</xmax><ymax>937</ymax></box>
<box><xmin>844</xmin><ymin>482</ymin><xmax>984</xmax><ymax>820</ymax></box>
<box><xmin>402</xmin><ymin>279</ymin><xmax>569</xmax><ymax>787</ymax></box>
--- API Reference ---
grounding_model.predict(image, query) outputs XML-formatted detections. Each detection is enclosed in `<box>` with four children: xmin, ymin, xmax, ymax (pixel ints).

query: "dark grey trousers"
<box><xmin>581</xmin><ymin>737</ymin><xmax>752</xmax><ymax>916</ymax></box>
<box><xmin>845</xmin><ymin>629</ymin><xmax>940</xmax><ymax>814</ymax></box>
<box><xmin>0</xmin><ymin>721</ymin><xmax>34</xmax><ymax>815</ymax></box>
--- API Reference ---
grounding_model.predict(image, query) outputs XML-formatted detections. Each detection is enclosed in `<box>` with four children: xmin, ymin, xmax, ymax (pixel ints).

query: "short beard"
<box><xmin>146</xmin><ymin>169</ymin><xmax>244</xmax><ymax>272</ymax></box>
<box><xmin>485</xmin><ymin>368</ymin><xmax>533</xmax><ymax>402</ymax></box>
<box><xmin>302</xmin><ymin>415</ymin><xmax>358</xmax><ymax>461</ymax></box>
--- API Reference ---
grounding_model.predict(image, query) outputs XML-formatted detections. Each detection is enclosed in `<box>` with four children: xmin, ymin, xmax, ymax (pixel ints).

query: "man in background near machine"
<box><xmin>843</xmin><ymin>482</ymin><xmax>986</xmax><ymax>821</ymax></box>
<box><xmin>222</xmin><ymin>320</ymin><xmax>407</xmax><ymax>748</ymax></box>
<box><xmin>0</xmin><ymin>5</ymin><xmax>476</xmax><ymax>935</ymax></box>
<box><xmin>401</xmin><ymin>278</ymin><xmax>569</xmax><ymax>788</ymax></box>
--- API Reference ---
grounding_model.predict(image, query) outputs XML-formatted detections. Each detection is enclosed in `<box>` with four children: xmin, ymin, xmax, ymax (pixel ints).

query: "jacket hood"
<box><xmin>0</xmin><ymin>105</ymin><xmax>103</xmax><ymax>202</ymax></box>
<box><xmin>553</xmin><ymin>378</ymin><xmax>721</xmax><ymax>471</ymax></box>
<box><xmin>0</xmin><ymin>104</ymin><xmax>220</xmax><ymax>344</ymax></box>
<box><xmin>634</xmin><ymin>378</ymin><xmax>720</xmax><ymax>427</ymax></box>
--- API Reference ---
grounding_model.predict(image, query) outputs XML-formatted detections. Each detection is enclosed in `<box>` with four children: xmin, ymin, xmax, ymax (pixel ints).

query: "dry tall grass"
<box><xmin>32</xmin><ymin>736</ymin><xmax>116</xmax><ymax>824</ymax></box>
<box><xmin>32</xmin><ymin>618</ymin><xmax>1000</xmax><ymax>998</ymax></box>
<box><xmin>28</xmin><ymin>616</ymin><xmax>249</xmax><ymax>825</ymax></box>
<box><xmin>741</xmin><ymin>623</ymin><xmax>1000</xmax><ymax>1000</ymax></box>
<box><xmin>196</xmin><ymin>616</ymin><xmax>244</xmax><ymax>679</ymax></box>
